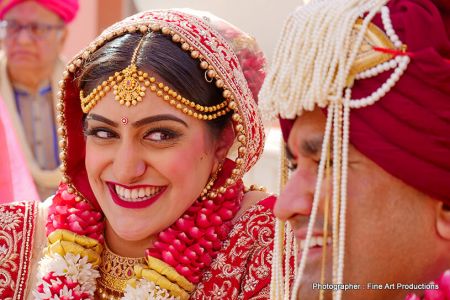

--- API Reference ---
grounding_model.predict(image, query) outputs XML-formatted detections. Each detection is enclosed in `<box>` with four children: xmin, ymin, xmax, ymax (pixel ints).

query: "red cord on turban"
<box><xmin>0</xmin><ymin>0</ymin><xmax>79</xmax><ymax>23</ymax></box>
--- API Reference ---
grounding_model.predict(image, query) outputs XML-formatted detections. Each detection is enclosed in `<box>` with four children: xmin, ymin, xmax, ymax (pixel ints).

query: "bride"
<box><xmin>0</xmin><ymin>8</ymin><xmax>276</xmax><ymax>300</ymax></box>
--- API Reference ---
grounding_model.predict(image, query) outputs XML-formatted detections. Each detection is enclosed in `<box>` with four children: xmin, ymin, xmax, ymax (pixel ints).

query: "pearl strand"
<box><xmin>350</xmin><ymin>4</ymin><xmax>410</xmax><ymax>108</ymax></box>
<box><xmin>381</xmin><ymin>6</ymin><xmax>402</xmax><ymax>49</ymax></box>
<box><xmin>353</xmin><ymin>4</ymin><xmax>407</xmax><ymax>82</ymax></box>
<box><xmin>355</xmin><ymin>59</ymin><xmax>397</xmax><ymax>80</ymax></box>
<box><xmin>331</xmin><ymin>101</ymin><xmax>342</xmax><ymax>299</ymax></box>
<box><xmin>338</xmin><ymin>1</ymin><xmax>385</xmax><ymax>95</ymax></box>
<box><xmin>335</xmin><ymin>89</ymin><xmax>351</xmax><ymax>300</ymax></box>
<box><xmin>290</xmin><ymin>104</ymin><xmax>334</xmax><ymax>300</ymax></box>
<box><xmin>270</xmin><ymin>219</ymin><xmax>286</xmax><ymax>299</ymax></box>
<box><xmin>350</xmin><ymin>56</ymin><xmax>409</xmax><ymax>108</ymax></box>
<box><xmin>284</xmin><ymin>221</ymin><xmax>294</xmax><ymax>299</ymax></box>
<box><xmin>259</xmin><ymin>0</ymin><xmax>387</xmax><ymax>119</ymax></box>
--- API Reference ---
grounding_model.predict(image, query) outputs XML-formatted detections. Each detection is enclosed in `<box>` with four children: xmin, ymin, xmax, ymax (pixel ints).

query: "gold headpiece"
<box><xmin>80</xmin><ymin>35</ymin><xmax>231</xmax><ymax>120</ymax></box>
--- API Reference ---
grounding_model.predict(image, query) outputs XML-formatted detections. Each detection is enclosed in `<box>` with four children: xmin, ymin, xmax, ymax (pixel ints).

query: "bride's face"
<box><xmin>84</xmin><ymin>83</ymin><xmax>221</xmax><ymax>243</ymax></box>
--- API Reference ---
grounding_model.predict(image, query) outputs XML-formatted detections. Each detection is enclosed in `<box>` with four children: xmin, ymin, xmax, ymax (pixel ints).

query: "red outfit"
<box><xmin>0</xmin><ymin>202</ymin><xmax>36</xmax><ymax>299</ymax></box>
<box><xmin>193</xmin><ymin>197</ymin><xmax>275</xmax><ymax>299</ymax></box>
<box><xmin>0</xmin><ymin>197</ymin><xmax>276</xmax><ymax>299</ymax></box>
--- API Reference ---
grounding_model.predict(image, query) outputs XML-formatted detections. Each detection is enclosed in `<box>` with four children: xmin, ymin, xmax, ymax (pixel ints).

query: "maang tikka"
<box><xmin>80</xmin><ymin>33</ymin><xmax>231</xmax><ymax>121</ymax></box>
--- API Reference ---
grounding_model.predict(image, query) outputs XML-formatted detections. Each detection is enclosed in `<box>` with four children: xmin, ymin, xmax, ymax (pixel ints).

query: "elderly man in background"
<box><xmin>0</xmin><ymin>0</ymin><xmax>78</xmax><ymax>198</ymax></box>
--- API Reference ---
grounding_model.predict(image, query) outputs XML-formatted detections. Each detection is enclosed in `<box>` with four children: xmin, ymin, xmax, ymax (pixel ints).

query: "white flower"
<box><xmin>36</xmin><ymin>252</ymin><xmax>99</xmax><ymax>296</ymax></box>
<box><xmin>122</xmin><ymin>278</ymin><xmax>180</xmax><ymax>300</ymax></box>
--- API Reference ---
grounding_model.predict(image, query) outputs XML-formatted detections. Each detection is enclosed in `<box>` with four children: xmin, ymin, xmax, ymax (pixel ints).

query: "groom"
<box><xmin>260</xmin><ymin>0</ymin><xmax>450</xmax><ymax>299</ymax></box>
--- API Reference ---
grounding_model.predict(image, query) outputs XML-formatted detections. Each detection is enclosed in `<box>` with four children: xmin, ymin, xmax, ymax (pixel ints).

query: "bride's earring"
<box><xmin>200</xmin><ymin>164</ymin><xmax>222</xmax><ymax>198</ymax></box>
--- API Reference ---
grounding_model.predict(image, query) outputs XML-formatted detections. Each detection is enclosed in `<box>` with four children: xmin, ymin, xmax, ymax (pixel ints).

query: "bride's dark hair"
<box><xmin>78</xmin><ymin>31</ymin><xmax>230</xmax><ymax>134</ymax></box>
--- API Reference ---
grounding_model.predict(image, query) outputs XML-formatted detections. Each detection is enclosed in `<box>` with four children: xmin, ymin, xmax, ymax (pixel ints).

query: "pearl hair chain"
<box><xmin>265</xmin><ymin>0</ymin><xmax>411</xmax><ymax>299</ymax></box>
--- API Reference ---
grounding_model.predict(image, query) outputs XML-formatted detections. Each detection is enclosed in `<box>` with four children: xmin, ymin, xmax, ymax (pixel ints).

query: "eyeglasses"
<box><xmin>0</xmin><ymin>20</ymin><xmax>64</xmax><ymax>40</ymax></box>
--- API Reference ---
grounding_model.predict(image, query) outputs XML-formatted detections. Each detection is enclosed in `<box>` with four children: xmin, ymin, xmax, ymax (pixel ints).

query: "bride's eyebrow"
<box><xmin>132</xmin><ymin>114</ymin><xmax>188</xmax><ymax>128</ymax></box>
<box><xmin>85</xmin><ymin>114</ymin><xmax>118</xmax><ymax>127</ymax></box>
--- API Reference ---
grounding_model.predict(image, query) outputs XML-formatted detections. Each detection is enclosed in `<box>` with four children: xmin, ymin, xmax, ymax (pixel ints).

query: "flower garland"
<box><xmin>35</xmin><ymin>177</ymin><xmax>244</xmax><ymax>299</ymax></box>
<box><xmin>34</xmin><ymin>254</ymin><xmax>99</xmax><ymax>299</ymax></box>
<box><xmin>122</xmin><ymin>279</ymin><xmax>179</xmax><ymax>300</ymax></box>
<box><xmin>405</xmin><ymin>270</ymin><xmax>450</xmax><ymax>300</ymax></box>
<box><xmin>34</xmin><ymin>184</ymin><xmax>104</xmax><ymax>299</ymax></box>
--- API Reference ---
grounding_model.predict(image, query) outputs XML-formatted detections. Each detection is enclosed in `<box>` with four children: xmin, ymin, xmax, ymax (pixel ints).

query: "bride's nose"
<box><xmin>112</xmin><ymin>141</ymin><xmax>147</xmax><ymax>183</ymax></box>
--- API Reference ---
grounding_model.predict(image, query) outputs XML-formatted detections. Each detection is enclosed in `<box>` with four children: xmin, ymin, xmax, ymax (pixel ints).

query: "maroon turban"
<box><xmin>0</xmin><ymin>0</ymin><xmax>79</xmax><ymax>23</ymax></box>
<box><xmin>281</xmin><ymin>0</ymin><xmax>450</xmax><ymax>203</ymax></box>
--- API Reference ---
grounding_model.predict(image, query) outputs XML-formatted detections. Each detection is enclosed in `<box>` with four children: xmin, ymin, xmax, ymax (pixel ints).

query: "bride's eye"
<box><xmin>84</xmin><ymin>128</ymin><xmax>118</xmax><ymax>139</ymax></box>
<box><xmin>144</xmin><ymin>128</ymin><xmax>180</xmax><ymax>142</ymax></box>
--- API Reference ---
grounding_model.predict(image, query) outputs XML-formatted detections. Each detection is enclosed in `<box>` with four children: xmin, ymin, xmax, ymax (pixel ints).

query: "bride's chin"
<box><xmin>106</xmin><ymin>220</ymin><xmax>155</xmax><ymax>243</ymax></box>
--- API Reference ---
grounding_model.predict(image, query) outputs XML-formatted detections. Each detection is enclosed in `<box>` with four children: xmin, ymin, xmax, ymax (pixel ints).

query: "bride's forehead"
<box><xmin>86</xmin><ymin>95</ymin><xmax>200</xmax><ymax>128</ymax></box>
<box><xmin>89</xmin><ymin>91</ymin><xmax>176</xmax><ymax>113</ymax></box>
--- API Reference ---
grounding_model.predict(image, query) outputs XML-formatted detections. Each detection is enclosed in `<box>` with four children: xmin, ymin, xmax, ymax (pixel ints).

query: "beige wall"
<box><xmin>62</xmin><ymin>0</ymin><xmax>98</xmax><ymax>61</ymax></box>
<box><xmin>134</xmin><ymin>0</ymin><xmax>301</xmax><ymax>63</ymax></box>
<box><xmin>63</xmin><ymin>0</ymin><xmax>301</xmax><ymax>66</ymax></box>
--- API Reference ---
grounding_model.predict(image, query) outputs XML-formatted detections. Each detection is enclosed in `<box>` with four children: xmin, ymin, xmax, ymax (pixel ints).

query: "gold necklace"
<box><xmin>96</xmin><ymin>244</ymin><xmax>146</xmax><ymax>300</ymax></box>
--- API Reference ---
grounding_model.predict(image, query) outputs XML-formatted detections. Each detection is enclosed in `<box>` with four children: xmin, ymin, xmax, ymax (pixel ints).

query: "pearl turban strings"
<box><xmin>0</xmin><ymin>0</ymin><xmax>79</xmax><ymax>23</ymax></box>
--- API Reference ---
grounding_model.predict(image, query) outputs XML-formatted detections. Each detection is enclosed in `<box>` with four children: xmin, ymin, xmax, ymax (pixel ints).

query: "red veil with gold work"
<box><xmin>0</xmin><ymin>9</ymin><xmax>275</xmax><ymax>300</ymax></box>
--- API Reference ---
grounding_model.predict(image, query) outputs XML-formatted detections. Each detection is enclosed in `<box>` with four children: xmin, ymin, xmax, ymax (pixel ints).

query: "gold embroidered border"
<box><xmin>0</xmin><ymin>202</ymin><xmax>37</xmax><ymax>300</ymax></box>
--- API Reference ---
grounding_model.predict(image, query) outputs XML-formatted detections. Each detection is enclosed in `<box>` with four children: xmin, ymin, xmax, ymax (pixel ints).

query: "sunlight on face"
<box><xmin>84</xmin><ymin>85</ymin><xmax>220</xmax><ymax>245</ymax></box>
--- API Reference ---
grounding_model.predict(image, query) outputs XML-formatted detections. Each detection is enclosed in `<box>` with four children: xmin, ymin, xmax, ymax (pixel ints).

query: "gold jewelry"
<box><xmin>80</xmin><ymin>34</ymin><xmax>232</xmax><ymax>118</ymax></box>
<box><xmin>244</xmin><ymin>184</ymin><xmax>267</xmax><ymax>193</ymax></box>
<box><xmin>45</xmin><ymin>229</ymin><xmax>103</xmax><ymax>266</ymax></box>
<box><xmin>133</xmin><ymin>261</ymin><xmax>191</xmax><ymax>300</ymax></box>
<box><xmin>96</xmin><ymin>244</ymin><xmax>146</xmax><ymax>300</ymax></box>
<box><xmin>200</xmin><ymin>164</ymin><xmax>223</xmax><ymax>197</ymax></box>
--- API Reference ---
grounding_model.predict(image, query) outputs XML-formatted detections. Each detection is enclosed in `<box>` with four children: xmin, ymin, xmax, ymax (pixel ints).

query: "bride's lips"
<box><xmin>106</xmin><ymin>181</ymin><xmax>167</xmax><ymax>209</ymax></box>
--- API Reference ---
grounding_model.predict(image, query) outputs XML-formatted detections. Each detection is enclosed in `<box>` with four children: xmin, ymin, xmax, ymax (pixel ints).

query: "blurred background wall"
<box><xmin>64</xmin><ymin>0</ymin><xmax>301</xmax><ymax>62</ymax></box>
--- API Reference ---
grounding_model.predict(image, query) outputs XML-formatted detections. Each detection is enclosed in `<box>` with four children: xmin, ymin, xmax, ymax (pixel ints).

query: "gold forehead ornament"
<box><xmin>80</xmin><ymin>34</ymin><xmax>231</xmax><ymax>120</ymax></box>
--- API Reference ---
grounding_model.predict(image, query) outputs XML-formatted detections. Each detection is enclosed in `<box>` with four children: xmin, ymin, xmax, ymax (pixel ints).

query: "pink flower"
<box><xmin>405</xmin><ymin>294</ymin><xmax>421</xmax><ymax>300</ymax></box>
<box><xmin>438</xmin><ymin>271</ymin><xmax>450</xmax><ymax>297</ymax></box>
<box><xmin>35</xmin><ymin>272</ymin><xmax>91</xmax><ymax>299</ymax></box>
<box><xmin>406</xmin><ymin>270</ymin><xmax>450</xmax><ymax>300</ymax></box>
<box><xmin>46</xmin><ymin>183</ymin><xmax>104</xmax><ymax>243</ymax></box>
